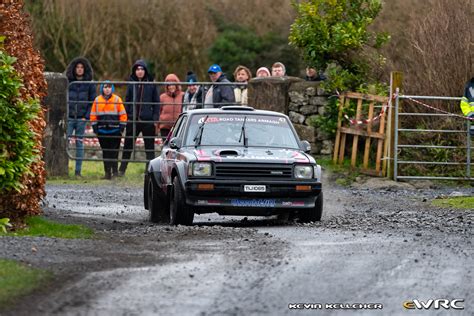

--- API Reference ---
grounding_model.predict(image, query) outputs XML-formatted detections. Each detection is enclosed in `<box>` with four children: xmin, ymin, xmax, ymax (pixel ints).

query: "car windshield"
<box><xmin>184</xmin><ymin>114</ymin><xmax>299</xmax><ymax>148</ymax></box>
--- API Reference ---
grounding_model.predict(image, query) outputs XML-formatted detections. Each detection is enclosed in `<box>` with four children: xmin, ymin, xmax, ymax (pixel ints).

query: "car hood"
<box><xmin>187</xmin><ymin>146</ymin><xmax>313</xmax><ymax>164</ymax></box>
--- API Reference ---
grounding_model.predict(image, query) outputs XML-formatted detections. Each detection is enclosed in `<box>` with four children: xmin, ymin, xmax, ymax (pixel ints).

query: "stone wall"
<box><xmin>248</xmin><ymin>77</ymin><xmax>333</xmax><ymax>155</ymax></box>
<box><xmin>288</xmin><ymin>81</ymin><xmax>333</xmax><ymax>155</ymax></box>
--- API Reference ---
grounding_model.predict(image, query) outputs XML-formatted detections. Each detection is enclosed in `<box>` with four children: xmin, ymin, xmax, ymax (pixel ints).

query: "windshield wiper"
<box><xmin>193</xmin><ymin>115</ymin><xmax>208</xmax><ymax>147</ymax></box>
<box><xmin>238</xmin><ymin>116</ymin><xmax>248</xmax><ymax>147</ymax></box>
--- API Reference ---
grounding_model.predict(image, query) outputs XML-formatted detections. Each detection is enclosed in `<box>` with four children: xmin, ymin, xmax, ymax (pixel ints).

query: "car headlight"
<box><xmin>314</xmin><ymin>165</ymin><xmax>321</xmax><ymax>181</ymax></box>
<box><xmin>192</xmin><ymin>162</ymin><xmax>212</xmax><ymax>177</ymax></box>
<box><xmin>294</xmin><ymin>165</ymin><xmax>313</xmax><ymax>179</ymax></box>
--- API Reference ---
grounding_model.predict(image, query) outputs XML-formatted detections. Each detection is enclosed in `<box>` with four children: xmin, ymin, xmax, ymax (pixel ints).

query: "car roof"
<box><xmin>185</xmin><ymin>106</ymin><xmax>288</xmax><ymax>118</ymax></box>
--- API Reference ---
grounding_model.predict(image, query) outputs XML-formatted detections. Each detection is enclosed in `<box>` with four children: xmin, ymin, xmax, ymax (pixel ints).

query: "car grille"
<box><xmin>215</xmin><ymin>163</ymin><xmax>293</xmax><ymax>179</ymax></box>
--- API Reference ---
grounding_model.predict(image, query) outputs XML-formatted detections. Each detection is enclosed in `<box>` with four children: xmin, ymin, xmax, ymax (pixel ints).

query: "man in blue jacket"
<box><xmin>65</xmin><ymin>57</ymin><xmax>96</xmax><ymax>177</ymax></box>
<box><xmin>119</xmin><ymin>60</ymin><xmax>160</xmax><ymax>176</ymax></box>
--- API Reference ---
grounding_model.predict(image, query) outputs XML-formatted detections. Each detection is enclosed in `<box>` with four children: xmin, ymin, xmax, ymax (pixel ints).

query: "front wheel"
<box><xmin>147</xmin><ymin>176</ymin><xmax>169</xmax><ymax>223</ymax></box>
<box><xmin>299</xmin><ymin>192</ymin><xmax>323</xmax><ymax>223</ymax></box>
<box><xmin>169</xmin><ymin>177</ymin><xmax>194</xmax><ymax>226</ymax></box>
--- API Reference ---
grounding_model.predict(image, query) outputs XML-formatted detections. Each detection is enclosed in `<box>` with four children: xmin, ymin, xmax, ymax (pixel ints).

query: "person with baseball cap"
<box><xmin>203</xmin><ymin>64</ymin><xmax>235</xmax><ymax>108</ymax></box>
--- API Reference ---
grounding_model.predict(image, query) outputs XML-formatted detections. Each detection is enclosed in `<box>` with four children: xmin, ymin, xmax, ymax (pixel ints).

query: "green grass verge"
<box><xmin>1</xmin><ymin>217</ymin><xmax>93</xmax><ymax>239</ymax></box>
<box><xmin>0</xmin><ymin>259</ymin><xmax>50</xmax><ymax>307</ymax></box>
<box><xmin>316</xmin><ymin>157</ymin><xmax>361</xmax><ymax>186</ymax></box>
<box><xmin>47</xmin><ymin>160</ymin><xmax>145</xmax><ymax>186</ymax></box>
<box><xmin>432</xmin><ymin>196</ymin><xmax>474</xmax><ymax>210</ymax></box>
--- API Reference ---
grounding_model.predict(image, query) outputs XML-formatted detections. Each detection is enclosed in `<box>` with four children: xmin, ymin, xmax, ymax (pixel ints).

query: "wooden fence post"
<box><xmin>385</xmin><ymin>71</ymin><xmax>403</xmax><ymax>179</ymax></box>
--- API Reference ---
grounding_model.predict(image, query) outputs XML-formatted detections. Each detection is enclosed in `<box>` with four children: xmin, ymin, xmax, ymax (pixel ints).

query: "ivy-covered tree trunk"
<box><xmin>0</xmin><ymin>0</ymin><xmax>47</xmax><ymax>224</ymax></box>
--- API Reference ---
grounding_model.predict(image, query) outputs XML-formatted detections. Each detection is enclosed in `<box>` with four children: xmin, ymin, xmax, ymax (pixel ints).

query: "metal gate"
<box><xmin>394</xmin><ymin>93</ymin><xmax>473</xmax><ymax>181</ymax></box>
<box><xmin>66</xmin><ymin>80</ymin><xmax>243</xmax><ymax>163</ymax></box>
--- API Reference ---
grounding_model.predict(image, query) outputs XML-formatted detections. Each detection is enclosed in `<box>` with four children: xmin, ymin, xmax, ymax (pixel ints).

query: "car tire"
<box><xmin>147</xmin><ymin>176</ymin><xmax>169</xmax><ymax>223</ymax></box>
<box><xmin>299</xmin><ymin>191</ymin><xmax>323</xmax><ymax>223</ymax></box>
<box><xmin>169</xmin><ymin>177</ymin><xmax>194</xmax><ymax>226</ymax></box>
<box><xmin>144</xmin><ymin>174</ymin><xmax>149</xmax><ymax>210</ymax></box>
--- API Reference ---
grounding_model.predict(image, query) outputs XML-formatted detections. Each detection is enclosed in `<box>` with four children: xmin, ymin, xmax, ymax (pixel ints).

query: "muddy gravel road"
<box><xmin>0</xmin><ymin>175</ymin><xmax>473</xmax><ymax>316</ymax></box>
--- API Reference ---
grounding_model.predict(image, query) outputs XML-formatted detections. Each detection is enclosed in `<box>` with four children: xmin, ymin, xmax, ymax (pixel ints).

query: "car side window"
<box><xmin>164</xmin><ymin>115</ymin><xmax>186</xmax><ymax>146</ymax></box>
<box><xmin>176</xmin><ymin>117</ymin><xmax>188</xmax><ymax>138</ymax></box>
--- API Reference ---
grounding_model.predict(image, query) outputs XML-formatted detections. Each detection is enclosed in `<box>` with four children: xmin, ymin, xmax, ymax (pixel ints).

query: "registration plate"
<box><xmin>244</xmin><ymin>185</ymin><xmax>266</xmax><ymax>192</ymax></box>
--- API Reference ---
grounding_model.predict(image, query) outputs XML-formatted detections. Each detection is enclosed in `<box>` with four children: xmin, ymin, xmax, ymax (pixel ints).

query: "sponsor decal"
<box><xmin>197</xmin><ymin>115</ymin><xmax>286</xmax><ymax>125</ymax></box>
<box><xmin>231</xmin><ymin>199</ymin><xmax>276</xmax><ymax>207</ymax></box>
<box><xmin>196</xmin><ymin>200</ymin><xmax>221</xmax><ymax>205</ymax></box>
<box><xmin>194</xmin><ymin>149</ymin><xmax>211</xmax><ymax>161</ymax></box>
<box><xmin>291</xmin><ymin>151</ymin><xmax>308</xmax><ymax>162</ymax></box>
<box><xmin>282</xmin><ymin>201</ymin><xmax>305</xmax><ymax>207</ymax></box>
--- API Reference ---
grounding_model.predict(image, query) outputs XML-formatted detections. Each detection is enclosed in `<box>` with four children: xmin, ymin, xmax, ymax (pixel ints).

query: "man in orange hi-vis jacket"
<box><xmin>90</xmin><ymin>81</ymin><xmax>127</xmax><ymax>179</ymax></box>
<box><xmin>460</xmin><ymin>77</ymin><xmax>474</xmax><ymax>137</ymax></box>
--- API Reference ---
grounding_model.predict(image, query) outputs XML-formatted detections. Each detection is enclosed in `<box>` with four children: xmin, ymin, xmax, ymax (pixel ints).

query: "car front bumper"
<box><xmin>184</xmin><ymin>179</ymin><xmax>321</xmax><ymax>212</ymax></box>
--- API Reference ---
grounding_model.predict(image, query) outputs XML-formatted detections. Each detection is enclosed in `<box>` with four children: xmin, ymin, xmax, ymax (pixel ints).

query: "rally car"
<box><xmin>144</xmin><ymin>106</ymin><xmax>323</xmax><ymax>225</ymax></box>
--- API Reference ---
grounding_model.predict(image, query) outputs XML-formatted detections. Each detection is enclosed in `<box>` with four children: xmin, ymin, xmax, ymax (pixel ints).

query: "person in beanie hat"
<box><xmin>64</xmin><ymin>56</ymin><xmax>96</xmax><ymax>177</ymax></box>
<box><xmin>186</xmin><ymin>71</ymin><xmax>198</xmax><ymax>83</ymax></box>
<box><xmin>119</xmin><ymin>59</ymin><xmax>160</xmax><ymax>176</ymax></box>
<box><xmin>233</xmin><ymin>65</ymin><xmax>252</xmax><ymax>105</ymax></box>
<box><xmin>182</xmin><ymin>71</ymin><xmax>203</xmax><ymax>112</ymax></box>
<box><xmin>256</xmin><ymin>67</ymin><xmax>271</xmax><ymax>77</ymax></box>
<box><xmin>90</xmin><ymin>81</ymin><xmax>127</xmax><ymax>179</ymax></box>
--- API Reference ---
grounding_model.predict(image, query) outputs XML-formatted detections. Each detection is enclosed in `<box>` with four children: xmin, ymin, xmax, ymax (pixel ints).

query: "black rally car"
<box><xmin>144</xmin><ymin>106</ymin><xmax>323</xmax><ymax>225</ymax></box>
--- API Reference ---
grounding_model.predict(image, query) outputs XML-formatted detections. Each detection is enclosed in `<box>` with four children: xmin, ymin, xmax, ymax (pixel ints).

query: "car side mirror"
<box><xmin>300</xmin><ymin>140</ymin><xmax>311</xmax><ymax>153</ymax></box>
<box><xmin>169</xmin><ymin>137</ymin><xmax>182</xmax><ymax>149</ymax></box>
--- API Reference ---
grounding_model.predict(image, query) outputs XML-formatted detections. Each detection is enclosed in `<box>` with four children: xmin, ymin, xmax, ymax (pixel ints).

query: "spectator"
<box><xmin>90</xmin><ymin>81</ymin><xmax>127</xmax><ymax>180</ymax></box>
<box><xmin>460</xmin><ymin>76</ymin><xmax>474</xmax><ymax>136</ymax></box>
<box><xmin>203</xmin><ymin>64</ymin><xmax>235</xmax><ymax>108</ymax></box>
<box><xmin>305</xmin><ymin>66</ymin><xmax>327</xmax><ymax>82</ymax></box>
<box><xmin>256</xmin><ymin>67</ymin><xmax>271</xmax><ymax>77</ymax></box>
<box><xmin>65</xmin><ymin>57</ymin><xmax>96</xmax><ymax>178</ymax></box>
<box><xmin>233</xmin><ymin>65</ymin><xmax>252</xmax><ymax>105</ymax></box>
<box><xmin>119</xmin><ymin>60</ymin><xmax>159</xmax><ymax>176</ymax></box>
<box><xmin>271</xmin><ymin>62</ymin><xmax>286</xmax><ymax>77</ymax></box>
<box><xmin>182</xmin><ymin>71</ymin><xmax>202</xmax><ymax>112</ymax></box>
<box><xmin>158</xmin><ymin>74</ymin><xmax>185</xmax><ymax>138</ymax></box>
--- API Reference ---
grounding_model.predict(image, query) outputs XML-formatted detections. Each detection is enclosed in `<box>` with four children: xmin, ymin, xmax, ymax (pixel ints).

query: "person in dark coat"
<box><xmin>119</xmin><ymin>59</ymin><xmax>160</xmax><ymax>176</ymax></box>
<box><xmin>203</xmin><ymin>64</ymin><xmax>235</xmax><ymax>108</ymax></box>
<box><xmin>65</xmin><ymin>57</ymin><xmax>96</xmax><ymax>177</ymax></box>
<box><xmin>305</xmin><ymin>66</ymin><xmax>327</xmax><ymax>82</ymax></box>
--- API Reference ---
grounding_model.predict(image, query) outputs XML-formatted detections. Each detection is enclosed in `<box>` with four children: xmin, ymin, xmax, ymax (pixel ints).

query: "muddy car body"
<box><xmin>144</xmin><ymin>106</ymin><xmax>323</xmax><ymax>225</ymax></box>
